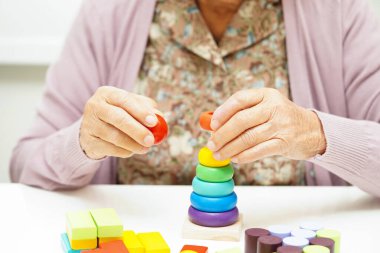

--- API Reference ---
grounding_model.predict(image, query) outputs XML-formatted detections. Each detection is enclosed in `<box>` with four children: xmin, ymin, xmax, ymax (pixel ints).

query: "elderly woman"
<box><xmin>10</xmin><ymin>0</ymin><xmax>380</xmax><ymax>196</ymax></box>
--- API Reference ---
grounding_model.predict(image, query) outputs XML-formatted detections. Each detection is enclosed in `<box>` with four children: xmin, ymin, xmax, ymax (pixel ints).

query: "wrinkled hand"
<box><xmin>80</xmin><ymin>86</ymin><xmax>160</xmax><ymax>160</ymax></box>
<box><xmin>207</xmin><ymin>88</ymin><xmax>327</xmax><ymax>164</ymax></box>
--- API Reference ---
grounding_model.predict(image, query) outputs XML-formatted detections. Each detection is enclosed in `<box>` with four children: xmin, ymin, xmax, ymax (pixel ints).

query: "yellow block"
<box><xmin>198</xmin><ymin>147</ymin><xmax>230</xmax><ymax>167</ymax></box>
<box><xmin>69</xmin><ymin>237</ymin><xmax>97</xmax><ymax>250</ymax></box>
<box><xmin>98</xmin><ymin>236</ymin><xmax>123</xmax><ymax>244</ymax></box>
<box><xmin>123</xmin><ymin>230</ymin><xmax>145</xmax><ymax>253</ymax></box>
<box><xmin>137</xmin><ymin>232</ymin><xmax>170</xmax><ymax>253</ymax></box>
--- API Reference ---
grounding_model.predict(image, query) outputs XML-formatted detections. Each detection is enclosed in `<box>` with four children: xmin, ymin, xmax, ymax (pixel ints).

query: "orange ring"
<box><xmin>199</xmin><ymin>111</ymin><xmax>213</xmax><ymax>131</ymax></box>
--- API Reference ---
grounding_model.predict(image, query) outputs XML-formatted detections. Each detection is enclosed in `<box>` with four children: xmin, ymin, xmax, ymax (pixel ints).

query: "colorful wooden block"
<box><xmin>302</xmin><ymin>245</ymin><xmax>330</xmax><ymax>253</ymax></box>
<box><xmin>98</xmin><ymin>236</ymin><xmax>123</xmax><ymax>244</ymax></box>
<box><xmin>198</xmin><ymin>147</ymin><xmax>230</xmax><ymax>167</ymax></box>
<box><xmin>244</xmin><ymin>228</ymin><xmax>270</xmax><ymax>253</ymax></box>
<box><xmin>61</xmin><ymin>233</ymin><xmax>81</xmax><ymax>253</ymax></box>
<box><xmin>82</xmin><ymin>240</ymin><xmax>129</xmax><ymax>253</ymax></box>
<box><xmin>282</xmin><ymin>236</ymin><xmax>309</xmax><ymax>248</ymax></box>
<box><xmin>69</xmin><ymin>237</ymin><xmax>97</xmax><ymax>250</ymax></box>
<box><xmin>181</xmin><ymin>245</ymin><xmax>208</xmax><ymax>253</ymax></box>
<box><xmin>291</xmin><ymin>228</ymin><xmax>316</xmax><ymax>240</ymax></box>
<box><xmin>215</xmin><ymin>248</ymin><xmax>241</xmax><ymax>253</ymax></box>
<box><xmin>90</xmin><ymin>208</ymin><xmax>123</xmax><ymax>238</ymax></box>
<box><xmin>137</xmin><ymin>232</ymin><xmax>170</xmax><ymax>253</ymax></box>
<box><xmin>122</xmin><ymin>230</ymin><xmax>145</xmax><ymax>253</ymax></box>
<box><xmin>192</xmin><ymin>177</ymin><xmax>234</xmax><ymax>197</ymax></box>
<box><xmin>267</xmin><ymin>224</ymin><xmax>292</xmax><ymax>239</ymax></box>
<box><xmin>316</xmin><ymin>229</ymin><xmax>341</xmax><ymax>253</ymax></box>
<box><xmin>66</xmin><ymin>210</ymin><xmax>97</xmax><ymax>240</ymax></box>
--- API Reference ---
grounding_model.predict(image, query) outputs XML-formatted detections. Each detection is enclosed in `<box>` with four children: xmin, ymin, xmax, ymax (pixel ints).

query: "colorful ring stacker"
<box><xmin>192</xmin><ymin>177</ymin><xmax>234</xmax><ymax>197</ymax></box>
<box><xmin>198</xmin><ymin>147</ymin><xmax>230</xmax><ymax>167</ymax></box>
<box><xmin>196</xmin><ymin>164</ymin><xmax>234</xmax><ymax>183</ymax></box>
<box><xmin>199</xmin><ymin>111</ymin><xmax>213</xmax><ymax>131</ymax></box>
<box><xmin>190</xmin><ymin>192</ymin><xmax>237</xmax><ymax>213</ymax></box>
<box><xmin>188</xmin><ymin>206</ymin><xmax>239</xmax><ymax>227</ymax></box>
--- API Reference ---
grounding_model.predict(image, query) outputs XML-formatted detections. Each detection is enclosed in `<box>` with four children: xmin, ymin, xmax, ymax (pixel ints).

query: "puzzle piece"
<box><xmin>82</xmin><ymin>240</ymin><xmax>128</xmax><ymax>253</ymax></box>
<box><xmin>180</xmin><ymin>245</ymin><xmax>208</xmax><ymax>253</ymax></box>
<box><xmin>70</xmin><ymin>237</ymin><xmax>97</xmax><ymax>250</ymax></box>
<box><xmin>137</xmin><ymin>232</ymin><xmax>170</xmax><ymax>253</ymax></box>
<box><xmin>90</xmin><ymin>208</ymin><xmax>123</xmax><ymax>238</ymax></box>
<box><xmin>66</xmin><ymin>210</ymin><xmax>97</xmax><ymax>240</ymax></box>
<box><xmin>98</xmin><ymin>236</ymin><xmax>123</xmax><ymax>244</ymax></box>
<box><xmin>123</xmin><ymin>230</ymin><xmax>145</xmax><ymax>253</ymax></box>
<box><xmin>61</xmin><ymin>233</ymin><xmax>81</xmax><ymax>253</ymax></box>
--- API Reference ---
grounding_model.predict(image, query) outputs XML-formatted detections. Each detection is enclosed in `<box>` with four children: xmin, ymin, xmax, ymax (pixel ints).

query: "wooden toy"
<box><xmin>70</xmin><ymin>237</ymin><xmax>97</xmax><ymax>250</ymax></box>
<box><xmin>276</xmin><ymin>246</ymin><xmax>302</xmax><ymax>253</ymax></box>
<box><xmin>282</xmin><ymin>237</ymin><xmax>309</xmax><ymax>248</ymax></box>
<box><xmin>215</xmin><ymin>247</ymin><xmax>241</xmax><ymax>253</ymax></box>
<box><xmin>61</xmin><ymin>233</ymin><xmax>82</xmax><ymax>253</ymax></box>
<box><xmin>309</xmin><ymin>237</ymin><xmax>334</xmax><ymax>253</ymax></box>
<box><xmin>196</xmin><ymin>164</ymin><xmax>234</xmax><ymax>182</ymax></box>
<box><xmin>198</xmin><ymin>147</ymin><xmax>230</xmax><ymax>167</ymax></box>
<box><xmin>244</xmin><ymin>228</ymin><xmax>270</xmax><ymax>253</ymax></box>
<box><xmin>299</xmin><ymin>222</ymin><xmax>323</xmax><ymax>232</ymax></box>
<box><xmin>302</xmin><ymin>245</ymin><xmax>330</xmax><ymax>253</ymax></box>
<box><xmin>192</xmin><ymin>177</ymin><xmax>234</xmax><ymax>197</ymax></box>
<box><xmin>82</xmin><ymin>240</ymin><xmax>129</xmax><ymax>253</ymax></box>
<box><xmin>90</xmin><ymin>208</ymin><xmax>123</xmax><ymax>238</ymax></box>
<box><xmin>199</xmin><ymin>111</ymin><xmax>213</xmax><ymax>131</ymax></box>
<box><xmin>290</xmin><ymin>229</ymin><xmax>316</xmax><ymax>240</ymax></box>
<box><xmin>190</xmin><ymin>192</ymin><xmax>237</xmax><ymax>213</ymax></box>
<box><xmin>268</xmin><ymin>225</ymin><xmax>292</xmax><ymax>239</ymax></box>
<box><xmin>257</xmin><ymin>235</ymin><xmax>282</xmax><ymax>253</ymax></box>
<box><xmin>316</xmin><ymin>229</ymin><xmax>340</xmax><ymax>253</ymax></box>
<box><xmin>122</xmin><ymin>230</ymin><xmax>145</xmax><ymax>253</ymax></box>
<box><xmin>137</xmin><ymin>232</ymin><xmax>170</xmax><ymax>253</ymax></box>
<box><xmin>66</xmin><ymin>210</ymin><xmax>97</xmax><ymax>241</ymax></box>
<box><xmin>182</xmin><ymin>215</ymin><xmax>242</xmax><ymax>241</ymax></box>
<box><xmin>180</xmin><ymin>245</ymin><xmax>208</xmax><ymax>253</ymax></box>
<box><xmin>147</xmin><ymin>114</ymin><xmax>168</xmax><ymax>144</ymax></box>
<box><xmin>98</xmin><ymin>236</ymin><xmax>123</xmax><ymax>244</ymax></box>
<box><xmin>188</xmin><ymin>206</ymin><xmax>239</xmax><ymax>227</ymax></box>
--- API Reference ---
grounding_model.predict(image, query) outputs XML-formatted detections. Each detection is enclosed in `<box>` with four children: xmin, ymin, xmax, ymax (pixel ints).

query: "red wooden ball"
<box><xmin>199</xmin><ymin>111</ymin><xmax>214</xmax><ymax>131</ymax></box>
<box><xmin>148</xmin><ymin>114</ymin><xmax>168</xmax><ymax>144</ymax></box>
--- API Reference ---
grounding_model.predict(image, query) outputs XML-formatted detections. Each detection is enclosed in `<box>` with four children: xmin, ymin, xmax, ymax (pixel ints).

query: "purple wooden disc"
<box><xmin>277</xmin><ymin>246</ymin><xmax>303</xmax><ymax>253</ymax></box>
<box><xmin>244</xmin><ymin>228</ymin><xmax>270</xmax><ymax>253</ymax></box>
<box><xmin>188</xmin><ymin>206</ymin><xmax>239</xmax><ymax>227</ymax></box>
<box><xmin>310</xmin><ymin>237</ymin><xmax>335</xmax><ymax>253</ymax></box>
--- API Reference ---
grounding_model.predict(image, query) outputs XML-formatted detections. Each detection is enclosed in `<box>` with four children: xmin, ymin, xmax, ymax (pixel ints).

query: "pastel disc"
<box><xmin>291</xmin><ymin>228</ymin><xmax>316</xmax><ymax>239</ymax></box>
<box><xmin>303</xmin><ymin>245</ymin><xmax>330</xmax><ymax>253</ymax></box>
<box><xmin>190</xmin><ymin>192</ymin><xmax>237</xmax><ymax>213</ymax></box>
<box><xmin>300</xmin><ymin>222</ymin><xmax>324</xmax><ymax>232</ymax></box>
<box><xmin>188</xmin><ymin>206</ymin><xmax>239</xmax><ymax>227</ymax></box>
<box><xmin>196</xmin><ymin>164</ymin><xmax>234</xmax><ymax>182</ymax></box>
<box><xmin>192</xmin><ymin>177</ymin><xmax>234</xmax><ymax>197</ymax></box>
<box><xmin>267</xmin><ymin>224</ymin><xmax>292</xmax><ymax>239</ymax></box>
<box><xmin>283</xmin><ymin>236</ymin><xmax>309</xmax><ymax>248</ymax></box>
<box><xmin>198</xmin><ymin>147</ymin><xmax>230</xmax><ymax>167</ymax></box>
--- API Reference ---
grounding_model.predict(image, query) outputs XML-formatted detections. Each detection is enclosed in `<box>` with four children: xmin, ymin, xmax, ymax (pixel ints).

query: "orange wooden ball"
<box><xmin>199</xmin><ymin>111</ymin><xmax>214</xmax><ymax>131</ymax></box>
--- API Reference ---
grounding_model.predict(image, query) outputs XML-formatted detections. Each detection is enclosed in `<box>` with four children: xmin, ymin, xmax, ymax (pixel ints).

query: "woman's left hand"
<box><xmin>207</xmin><ymin>88</ymin><xmax>327</xmax><ymax>164</ymax></box>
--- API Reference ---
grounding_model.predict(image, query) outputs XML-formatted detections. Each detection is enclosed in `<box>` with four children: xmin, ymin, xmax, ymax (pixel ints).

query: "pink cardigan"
<box><xmin>10</xmin><ymin>0</ymin><xmax>380</xmax><ymax>196</ymax></box>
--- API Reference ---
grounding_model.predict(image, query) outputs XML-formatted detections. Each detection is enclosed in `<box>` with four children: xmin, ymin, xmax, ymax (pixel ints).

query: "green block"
<box><xmin>66</xmin><ymin>211</ymin><xmax>97</xmax><ymax>240</ymax></box>
<box><xmin>303</xmin><ymin>245</ymin><xmax>330</xmax><ymax>253</ymax></box>
<box><xmin>215</xmin><ymin>247</ymin><xmax>241</xmax><ymax>253</ymax></box>
<box><xmin>317</xmin><ymin>229</ymin><xmax>341</xmax><ymax>253</ymax></box>
<box><xmin>90</xmin><ymin>208</ymin><xmax>123</xmax><ymax>238</ymax></box>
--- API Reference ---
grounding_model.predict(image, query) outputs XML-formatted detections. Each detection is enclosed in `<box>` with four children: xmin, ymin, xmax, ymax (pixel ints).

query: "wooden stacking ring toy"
<box><xmin>190</xmin><ymin>192</ymin><xmax>237</xmax><ymax>213</ymax></box>
<box><xmin>198</xmin><ymin>147</ymin><xmax>230</xmax><ymax>167</ymax></box>
<box><xmin>199</xmin><ymin>111</ymin><xmax>213</xmax><ymax>131</ymax></box>
<box><xmin>188</xmin><ymin>206</ymin><xmax>239</xmax><ymax>227</ymax></box>
<box><xmin>196</xmin><ymin>164</ymin><xmax>234</xmax><ymax>183</ymax></box>
<box><xmin>192</xmin><ymin>177</ymin><xmax>234</xmax><ymax>197</ymax></box>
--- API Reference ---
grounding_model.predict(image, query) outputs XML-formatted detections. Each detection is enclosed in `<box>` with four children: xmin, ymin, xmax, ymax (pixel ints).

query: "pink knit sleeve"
<box><xmin>310</xmin><ymin>0</ymin><xmax>380</xmax><ymax>197</ymax></box>
<box><xmin>9</xmin><ymin>0</ymin><xmax>112</xmax><ymax>190</ymax></box>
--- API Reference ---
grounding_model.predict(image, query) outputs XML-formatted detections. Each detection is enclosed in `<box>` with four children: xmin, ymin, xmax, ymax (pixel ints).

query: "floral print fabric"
<box><xmin>117</xmin><ymin>0</ymin><xmax>305</xmax><ymax>185</ymax></box>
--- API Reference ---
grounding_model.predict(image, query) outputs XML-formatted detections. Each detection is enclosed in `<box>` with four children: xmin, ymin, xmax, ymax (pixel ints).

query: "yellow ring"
<box><xmin>198</xmin><ymin>147</ymin><xmax>230</xmax><ymax>167</ymax></box>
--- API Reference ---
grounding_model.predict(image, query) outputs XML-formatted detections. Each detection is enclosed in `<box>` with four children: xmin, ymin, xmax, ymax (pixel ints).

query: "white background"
<box><xmin>1</xmin><ymin>0</ymin><xmax>380</xmax><ymax>182</ymax></box>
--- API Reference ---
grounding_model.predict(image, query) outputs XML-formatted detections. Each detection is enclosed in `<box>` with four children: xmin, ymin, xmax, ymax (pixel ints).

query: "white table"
<box><xmin>0</xmin><ymin>184</ymin><xmax>379</xmax><ymax>253</ymax></box>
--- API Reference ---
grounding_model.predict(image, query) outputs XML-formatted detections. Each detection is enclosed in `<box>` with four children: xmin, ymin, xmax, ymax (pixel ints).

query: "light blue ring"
<box><xmin>192</xmin><ymin>177</ymin><xmax>234</xmax><ymax>197</ymax></box>
<box><xmin>190</xmin><ymin>191</ymin><xmax>237</xmax><ymax>213</ymax></box>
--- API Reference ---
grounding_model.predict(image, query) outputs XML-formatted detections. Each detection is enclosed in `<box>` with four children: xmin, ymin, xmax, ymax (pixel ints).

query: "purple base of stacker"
<box><xmin>188</xmin><ymin>206</ymin><xmax>239</xmax><ymax>227</ymax></box>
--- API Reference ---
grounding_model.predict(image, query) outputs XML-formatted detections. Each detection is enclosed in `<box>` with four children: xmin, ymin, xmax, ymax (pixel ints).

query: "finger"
<box><xmin>211</xmin><ymin>89</ymin><xmax>264</xmax><ymax>130</ymax></box>
<box><xmin>213</xmin><ymin>123</ymin><xmax>276</xmax><ymax>161</ymax></box>
<box><xmin>101</xmin><ymin>86</ymin><xmax>158</xmax><ymax>127</ymax></box>
<box><xmin>230</xmin><ymin>138</ymin><xmax>284</xmax><ymax>164</ymax></box>
<box><xmin>95</xmin><ymin>102</ymin><xmax>155</xmax><ymax>147</ymax></box>
<box><xmin>91</xmin><ymin>119</ymin><xmax>149</xmax><ymax>154</ymax></box>
<box><xmin>86</xmin><ymin>135</ymin><xmax>133</xmax><ymax>159</ymax></box>
<box><xmin>207</xmin><ymin>105</ymin><xmax>270</xmax><ymax>152</ymax></box>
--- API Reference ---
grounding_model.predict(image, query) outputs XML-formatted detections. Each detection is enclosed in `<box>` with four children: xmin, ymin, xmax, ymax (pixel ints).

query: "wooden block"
<box><xmin>182</xmin><ymin>215</ymin><xmax>243</xmax><ymax>242</ymax></box>
<box><xmin>98</xmin><ymin>236</ymin><xmax>123</xmax><ymax>244</ymax></box>
<box><xmin>60</xmin><ymin>233</ymin><xmax>81</xmax><ymax>253</ymax></box>
<box><xmin>82</xmin><ymin>240</ymin><xmax>128</xmax><ymax>253</ymax></box>
<box><xmin>70</xmin><ymin>237</ymin><xmax>97</xmax><ymax>250</ymax></box>
<box><xmin>137</xmin><ymin>232</ymin><xmax>170</xmax><ymax>253</ymax></box>
<box><xmin>181</xmin><ymin>245</ymin><xmax>208</xmax><ymax>253</ymax></box>
<box><xmin>66</xmin><ymin>210</ymin><xmax>97</xmax><ymax>240</ymax></box>
<box><xmin>123</xmin><ymin>230</ymin><xmax>145</xmax><ymax>253</ymax></box>
<box><xmin>90</xmin><ymin>208</ymin><xmax>123</xmax><ymax>238</ymax></box>
<box><xmin>215</xmin><ymin>248</ymin><xmax>241</xmax><ymax>253</ymax></box>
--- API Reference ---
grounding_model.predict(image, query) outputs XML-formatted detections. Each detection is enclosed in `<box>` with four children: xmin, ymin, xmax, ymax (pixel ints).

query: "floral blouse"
<box><xmin>117</xmin><ymin>0</ymin><xmax>305</xmax><ymax>185</ymax></box>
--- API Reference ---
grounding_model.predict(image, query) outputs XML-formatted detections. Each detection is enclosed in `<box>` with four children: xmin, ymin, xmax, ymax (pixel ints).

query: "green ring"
<box><xmin>196</xmin><ymin>164</ymin><xmax>234</xmax><ymax>183</ymax></box>
<box><xmin>192</xmin><ymin>177</ymin><xmax>234</xmax><ymax>197</ymax></box>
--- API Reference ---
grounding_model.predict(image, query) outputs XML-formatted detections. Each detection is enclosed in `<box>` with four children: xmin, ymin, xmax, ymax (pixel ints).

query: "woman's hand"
<box><xmin>80</xmin><ymin>86</ymin><xmax>160</xmax><ymax>160</ymax></box>
<box><xmin>207</xmin><ymin>88</ymin><xmax>327</xmax><ymax>164</ymax></box>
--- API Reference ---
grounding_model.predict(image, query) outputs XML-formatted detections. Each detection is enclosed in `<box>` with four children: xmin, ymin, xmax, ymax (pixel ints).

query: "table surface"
<box><xmin>0</xmin><ymin>184</ymin><xmax>379</xmax><ymax>253</ymax></box>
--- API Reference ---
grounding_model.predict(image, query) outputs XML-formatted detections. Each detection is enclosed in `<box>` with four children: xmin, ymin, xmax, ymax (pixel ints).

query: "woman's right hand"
<box><xmin>79</xmin><ymin>86</ymin><xmax>160</xmax><ymax>160</ymax></box>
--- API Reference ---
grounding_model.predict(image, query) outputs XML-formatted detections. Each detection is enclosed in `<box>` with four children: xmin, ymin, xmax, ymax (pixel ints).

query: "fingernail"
<box><xmin>145</xmin><ymin>115</ymin><xmax>158</xmax><ymax>126</ymax></box>
<box><xmin>213</xmin><ymin>152</ymin><xmax>221</xmax><ymax>160</ymax></box>
<box><xmin>231</xmin><ymin>157</ymin><xmax>238</xmax><ymax>163</ymax></box>
<box><xmin>207</xmin><ymin>141</ymin><xmax>216</xmax><ymax>151</ymax></box>
<box><xmin>210</xmin><ymin>119</ymin><xmax>220</xmax><ymax>130</ymax></box>
<box><xmin>144</xmin><ymin>135</ymin><xmax>155</xmax><ymax>146</ymax></box>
